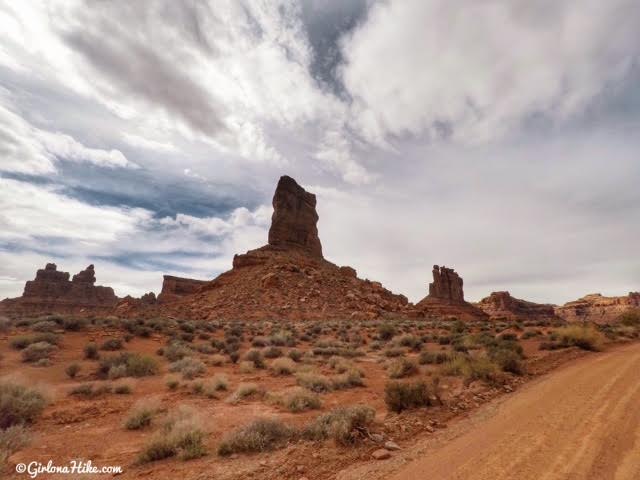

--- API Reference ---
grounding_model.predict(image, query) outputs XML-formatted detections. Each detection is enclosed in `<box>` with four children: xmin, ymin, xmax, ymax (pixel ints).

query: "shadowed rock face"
<box><xmin>157</xmin><ymin>275</ymin><xmax>208</xmax><ymax>303</ymax></box>
<box><xmin>268</xmin><ymin>175</ymin><xmax>323</xmax><ymax>258</ymax></box>
<box><xmin>428</xmin><ymin>265</ymin><xmax>465</xmax><ymax>303</ymax></box>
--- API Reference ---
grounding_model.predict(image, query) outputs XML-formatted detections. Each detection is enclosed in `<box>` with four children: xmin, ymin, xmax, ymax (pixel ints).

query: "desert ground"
<box><xmin>1</xmin><ymin>313</ymin><xmax>639</xmax><ymax>479</ymax></box>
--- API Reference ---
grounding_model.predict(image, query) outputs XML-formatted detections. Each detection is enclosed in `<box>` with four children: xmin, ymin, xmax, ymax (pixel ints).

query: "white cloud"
<box><xmin>341</xmin><ymin>0</ymin><xmax>640</xmax><ymax>144</ymax></box>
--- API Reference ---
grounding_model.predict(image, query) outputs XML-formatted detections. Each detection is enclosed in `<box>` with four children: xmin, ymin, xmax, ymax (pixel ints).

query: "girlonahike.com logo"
<box><xmin>15</xmin><ymin>460</ymin><xmax>123</xmax><ymax>478</ymax></box>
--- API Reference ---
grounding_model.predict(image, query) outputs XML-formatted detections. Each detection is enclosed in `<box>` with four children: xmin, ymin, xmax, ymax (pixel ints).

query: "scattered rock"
<box><xmin>384</xmin><ymin>441</ymin><xmax>401</xmax><ymax>451</ymax></box>
<box><xmin>371</xmin><ymin>449</ymin><xmax>391</xmax><ymax>460</ymax></box>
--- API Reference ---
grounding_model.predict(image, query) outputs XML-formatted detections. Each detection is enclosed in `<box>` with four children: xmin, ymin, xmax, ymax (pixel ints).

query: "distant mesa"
<box><xmin>555</xmin><ymin>292</ymin><xmax>640</xmax><ymax>324</ymax></box>
<box><xmin>476</xmin><ymin>291</ymin><xmax>559</xmax><ymax>322</ymax></box>
<box><xmin>413</xmin><ymin>265</ymin><xmax>488</xmax><ymax>321</ymax></box>
<box><xmin>1</xmin><ymin>263</ymin><xmax>117</xmax><ymax>315</ymax></box>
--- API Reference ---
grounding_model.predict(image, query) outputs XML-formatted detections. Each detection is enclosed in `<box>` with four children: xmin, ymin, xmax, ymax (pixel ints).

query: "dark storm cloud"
<box><xmin>62</xmin><ymin>3</ymin><xmax>227</xmax><ymax>138</ymax></box>
<box><xmin>300</xmin><ymin>0</ymin><xmax>371</xmax><ymax>96</ymax></box>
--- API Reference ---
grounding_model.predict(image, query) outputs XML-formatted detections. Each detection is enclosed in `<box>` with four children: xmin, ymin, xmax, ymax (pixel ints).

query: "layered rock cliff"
<box><xmin>476</xmin><ymin>291</ymin><xmax>559</xmax><ymax>322</ymax></box>
<box><xmin>555</xmin><ymin>292</ymin><xmax>640</xmax><ymax>324</ymax></box>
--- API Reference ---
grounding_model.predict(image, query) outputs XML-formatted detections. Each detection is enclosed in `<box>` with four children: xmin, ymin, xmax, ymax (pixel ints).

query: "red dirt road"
<box><xmin>390</xmin><ymin>342</ymin><xmax>640</xmax><ymax>480</ymax></box>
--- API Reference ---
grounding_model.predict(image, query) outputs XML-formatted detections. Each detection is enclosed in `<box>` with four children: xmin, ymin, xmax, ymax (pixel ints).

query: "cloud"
<box><xmin>341</xmin><ymin>0</ymin><xmax>640</xmax><ymax>144</ymax></box>
<box><xmin>0</xmin><ymin>101</ymin><xmax>137</xmax><ymax>174</ymax></box>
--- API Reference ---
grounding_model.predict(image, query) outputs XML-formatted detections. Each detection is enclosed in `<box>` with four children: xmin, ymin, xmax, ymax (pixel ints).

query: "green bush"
<box><xmin>555</xmin><ymin>326</ymin><xmax>605</xmax><ymax>351</ymax></box>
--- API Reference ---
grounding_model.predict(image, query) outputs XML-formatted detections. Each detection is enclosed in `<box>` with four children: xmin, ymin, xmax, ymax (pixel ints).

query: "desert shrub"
<box><xmin>288</xmin><ymin>349</ymin><xmax>303</xmax><ymax>362</ymax></box>
<box><xmin>238</xmin><ymin>361</ymin><xmax>255</xmax><ymax>374</ymax></box>
<box><xmin>0</xmin><ymin>424</ymin><xmax>31</xmax><ymax>465</ymax></box>
<box><xmin>169</xmin><ymin>357</ymin><xmax>205</xmax><ymax>380</ymax></box>
<box><xmin>125</xmin><ymin>398</ymin><xmax>160</xmax><ymax>430</ymax></box>
<box><xmin>491</xmin><ymin>349</ymin><xmax>524</xmax><ymax>375</ymax></box>
<box><xmin>384</xmin><ymin>381</ymin><xmax>432</xmax><ymax>413</ymax></box>
<box><xmin>209</xmin><ymin>354</ymin><xmax>226</xmax><ymax>366</ymax></box>
<box><xmin>84</xmin><ymin>342</ymin><xmax>99</xmax><ymax>360</ymax></box>
<box><xmin>378</xmin><ymin>323</ymin><xmax>397</xmax><ymax>341</ymax></box>
<box><xmin>555</xmin><ymin>326</ymin><xmax>605</xmax><ymax>351</ymax></box>
<box><xmin>303</xmin><ymin>405</ymin><xmax>375</xmax><ymax>445</ymax></box>
<box><xmin>263</xmin><ymin>346</ymin><xmax>283</xmax><ymax>359</ymax></box>
<box><xmin>21</xmin><ymin>342</ymin><xmax>56</xmax><ymax>363</ymax></box>
<box><xmin>251</xmin><ymin>336</ymin><xmax>269</xmax><ymax>347</ymax></box>
<box><xmin>384</xmin><ymin>346</ymin><xmax>405</xmax><ymax>358</ymax></box>
<box><xmin>387</xmin><ymin>358</ymin><xmax>418</xmax><ymax>379</ymax></box>
<box><xmin>396</xmin><ymin>334</ymin><xmax>422</xmax><ymax>350</ymax></box>
<box><xmin>217</xmin><ymin>418</ymin><xmax>292</xmax><ymax>456</ymax></box>
<box><xmin>0</xmin><ymin>382</ymin><xmax>47</xmax><ymax>429</ymax></box>
<box><xmin>437</xmin><ymin>335</ymin><xmax>451</xmax><ymax>345</ymax></box>
<box><xmin>331</xmin><ymin>369</ymin><xmax>364</xmax><ymax>389</ymax></box>
<box><xmin>164</xmin><ymin>342</ymin><xmax>191</xmax><ymax>362</ymax></box>
<box><xmin>65</xmin><ymin>363</ymin><xmax>81</xmax><ymax>379</ymax></box>
<box><xmin>125</xmin><ymin>354</ymin><xmax>160</xmax><ymax>377</ymax></box>
<box><xmin>166</xmin><ymin>376</ymin><xmax>180</xmax><ymax>390</ymax></box>
<box><xmin>139</xmin><ymin>404</ymin><xmax>206</xmax><ymax>464</ymax></box>
<box><xmin>10</xmin><ymin>333</ymin><xmax>58</xmax><ymax>350</ymax></box>
<box><xmin>270</xmin><ymin>387</ymin><xmax>321</xmax><ymax>413</ymax></box>
<box><xmin>419</xmin><ymin>351</ymin><xmax>453</xmax><ymax>364</ymax></box>
<box><xmin>226</xmin><ymin>383</ymin><xmax>260</xmax><ymax>404</ymax></box>
<box><xmin>244</xmin><ymin>349</ymin><xmax>265</xmax><ymax>369</ymax></box>
<box><xmin>114</xmin><ymin>382</ymin><xmax>133</xmax><ymax>394</ymax></box>
<box><xmin>206</xmin><ymin>374</ymin><xmax>229</xmax><ymax>393</ymax></box>
<box><xmin>101</xmin><ymin>338</ymin><xmax>123</xmax><ymax>351</ymax></box>
<box><xmin>69</xmin><ymin>383</ymin><xmax>112</xmax><ymax>398</ymax></box>
<box><xmin>296</xmin><ymin>372</ymin><xmax>332</xmax><ymax>393</ymax></box>
<box><xmin>499</xmin><ymin>332</ymin><xmax>518</xmax><ymax>341</ymax></box>
<box><xmin>31</xmin><ymin>320</ymin><xmax>57</xmax><ymax>332</ymax></box>
<box><xmin>62</xmin><ymin>317</ymin><xmax>87</xmax><ymax>331</ymax></box>
<box><xmin>138</xmin><ymin>437</ymin><xmax>177</xmax><ymax>463</ymax></box>
<box><xmin>442</xmin><ymin>355</ymin><xmax>500</xmax><ymax>384</ymax></box>
<box><xmin>270</xmin><ymin>357</ymin><xmax>297</xmax><ymax>376</ymax></box>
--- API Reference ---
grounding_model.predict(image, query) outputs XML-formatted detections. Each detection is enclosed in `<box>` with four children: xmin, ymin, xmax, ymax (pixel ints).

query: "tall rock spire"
<box><xmin>267</xmin><ymin>175</ymin><xmax>323</xmax><ymax>258</ymax></box>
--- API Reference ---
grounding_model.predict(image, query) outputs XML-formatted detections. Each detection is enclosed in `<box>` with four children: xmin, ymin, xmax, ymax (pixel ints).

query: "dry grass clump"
<box><xmin>100</xmin><ymin>353</ymin><xmax>159</xmax><ymax>379</ymax></box>
<box><xmin>169</xmin><ymin>357</ymin><xmax>206</xmax><ymax>380</ymax></box>
<box><xmin>303</xmin><ymin>405</ymin><xmax>375</xmax><ymax>445</ymax></box>
<box><xmin>0</xmin><ymin>380</ymin><xmax>48</xmax><ymax>429</ymax></box>
<box><xmin>387</xmin><ymin>358</ymin><xmax>418</xmax><ymax>378</ymax></box>
<box><xmin>226</xmin><ymin>383</ymin><xmax>261</xmax><ymax>404</ymax></box>
<box><xmin>441</xmin><ymin>355</ymin><xmax>501</xmax><ymax>384</ymax></box>
<box><xmin>124</xmin><ymin>397</ymin><xmax>161</xmax><ymax>430</ymax></box>
<box><xmin>331</xmin><ymin>369</ymin><xmax>365</xmax><ymax>389</ymax></box>
<box><xmin>270</xmin><ymin>357</ymin><xmax>297</xmax><ymax>376</ymax></box>
<box><xmin>21</xmin><ymin>342</ymin><xmax>56</xmax><ymax>363</ymax></box>
<box><xmin>296</xmin><ymin>372</ymin><xmax>332</xmax><ymax>393</ymax></box>
<box><xmin>384</xmin><ymin>380</ymin><xmax>434</xmax><ymax>413</ymax></box>
<box><xmin>217</xmin><ymin>418</ymin><xmax>293</xmax><ymax>456</ymax></box>
<box><xmin>0</xmin><ymin>424</ymin><xmax>30</xmax><ymax>465</ymax></box>
<box><xmin>268</xmin><ymin>387</ymin><xmax>321</xmax><ymax>412</ymax></box>
<box><xmin>138</xmin><ymin>405</ymin><xmax>206</xmax><ymax>463</ymax></box>
<box><xmin>555</xmin><ymin>326</ymin><xmax>605</xmax><ymax>351</ymax></box>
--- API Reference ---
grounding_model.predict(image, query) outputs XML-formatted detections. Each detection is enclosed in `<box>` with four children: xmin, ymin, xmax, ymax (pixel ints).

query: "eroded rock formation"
<box><xmin>1</xmin><ymin>263</ymin><xmax>117</xmax><ymax>315</ymax></box>
<box><xmin>131</xmin><ymin>175</ymin><xmax>410</xmax><ymax>321</ymax></box>
<box><xmin>476</xmin><ymin>291</ymin><xmax>559</xmax><ymax>322</ymax></box>
<box><xmin>555</xmin><ymin>293</ymin><xmax>640</xmax><ymax>324</ymax></box>
<box><xmin>413</xmin><ymin>265</ymin><xmax>487</xmax><ymax>321</ymax></box>
<box><xmin>267</xmin><ymin>175</ymin><xmax>323</xmax><ymax>258</ymax></box>
<box><xmin>428</xmin><ymin>265</ymin><xmax>465</xmax><ymax>304</ymax></box>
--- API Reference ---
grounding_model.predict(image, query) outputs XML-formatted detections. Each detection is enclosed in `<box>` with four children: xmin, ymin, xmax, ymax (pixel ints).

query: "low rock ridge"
<box><xmin>476</xmin><ymin>291</ymin><xmax>559</xmax><ymax>322</ymax></box>
<box><xmin>555</xmin><ymin>292</ymin><xmax>640</xmax><ymax>324</ymax></box>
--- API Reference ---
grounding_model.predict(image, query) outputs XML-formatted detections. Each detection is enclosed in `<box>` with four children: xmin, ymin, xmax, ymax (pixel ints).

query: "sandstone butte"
<box><xmin>475</xmin><ymin>291</ymin><xmax>559</xmax><ymax>322</ymax></box>
<box><xmin>412</xmin><ymin>265</ymin><xmax>488</xmax><ymax>321</ymax></box>
<box><xmin>1</xmin><ymin>175</ymin><xmax>638</xmax><ymax>323</ymax></box>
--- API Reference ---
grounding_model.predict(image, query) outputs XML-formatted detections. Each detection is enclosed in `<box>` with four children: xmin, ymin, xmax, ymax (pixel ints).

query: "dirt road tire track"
<box><xmin>389</xmin><ymin>342</ymin><xmax>640</xmax><ymax>480</ymax></box>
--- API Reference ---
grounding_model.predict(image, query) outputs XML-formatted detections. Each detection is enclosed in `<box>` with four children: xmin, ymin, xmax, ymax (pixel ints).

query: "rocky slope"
<box><xmin>413</xmin><ymin>265</ymin><xmax>488</xmax><ymax>321</ymax></box>
<box><xmin>555</xmin><ymin>292</ymin><xmax>640</xmax><ymax>324</ymax></box>
<box><xmin>122</xmin><ymin>175</ymin><xmax>410</xmax><ymax>321</ymax></box>
<box><xmin>475</xmin><ymin>291</ymin><xmax>559</xmax><ymax>322</ymax></box>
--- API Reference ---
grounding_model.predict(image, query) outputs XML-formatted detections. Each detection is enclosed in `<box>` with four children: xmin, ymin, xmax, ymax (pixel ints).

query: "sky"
<box><xmin>0</xmin><ymin>0</ymin><xmax>639</xmax><ymax>305</ymax></box>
